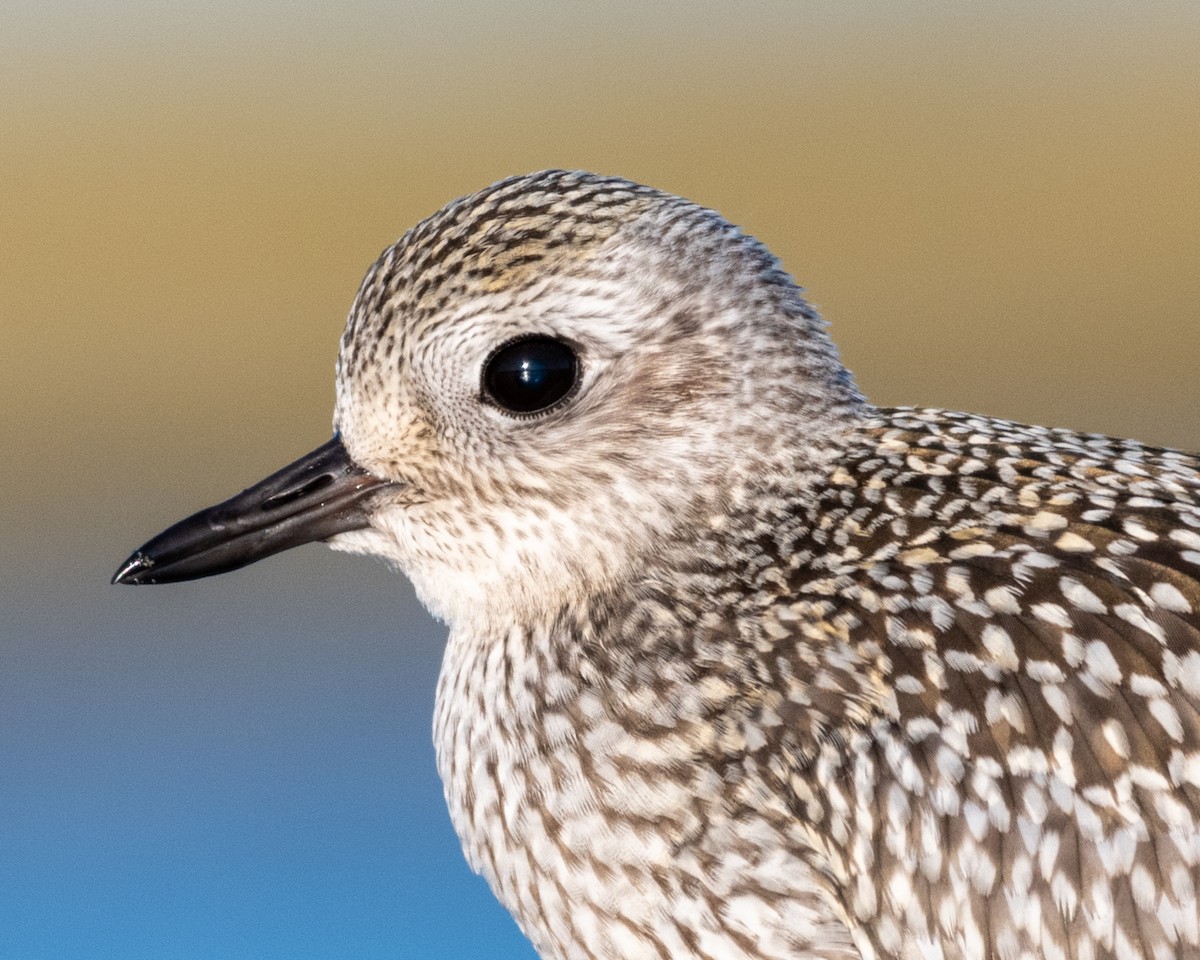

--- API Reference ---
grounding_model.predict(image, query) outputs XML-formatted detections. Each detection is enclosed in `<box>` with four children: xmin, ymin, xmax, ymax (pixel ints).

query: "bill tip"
<box><xmin>112</xmin><ymin>553</ymin><xmax>154</xmax><ymax>585</ymax></box>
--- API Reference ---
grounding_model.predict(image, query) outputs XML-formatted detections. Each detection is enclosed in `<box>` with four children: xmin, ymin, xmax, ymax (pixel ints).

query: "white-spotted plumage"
<box><xmin>320</xmin><ymin>171</ymin><xmax>1200</xmax><ymax>959</ymax></box>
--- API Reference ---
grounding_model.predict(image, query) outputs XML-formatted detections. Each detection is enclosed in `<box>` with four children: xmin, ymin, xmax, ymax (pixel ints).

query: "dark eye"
<box><xmin>483</xmin><ymin>336</ymin><xmax>579</xmax><ymax>415</ymax></box>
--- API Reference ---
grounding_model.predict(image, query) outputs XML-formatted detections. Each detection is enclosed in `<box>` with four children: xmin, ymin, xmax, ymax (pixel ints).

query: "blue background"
<box><xmin>5</xmin><ymin>546</ymin><xmax>536</xmax><ymax>958</ymax></box>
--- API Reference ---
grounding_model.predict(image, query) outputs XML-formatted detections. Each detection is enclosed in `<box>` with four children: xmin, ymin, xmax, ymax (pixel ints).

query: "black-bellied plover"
<box><xmin>115</xmin><ymin>170</ymin><xmax>1200</xmax><ymax>960</ymax></box>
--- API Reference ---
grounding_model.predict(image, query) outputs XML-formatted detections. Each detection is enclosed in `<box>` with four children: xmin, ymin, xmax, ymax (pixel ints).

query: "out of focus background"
<box><xmin>2</xmin><ymin>2</ymin><xmax>1197</xmax><ymax>957</ymax></box>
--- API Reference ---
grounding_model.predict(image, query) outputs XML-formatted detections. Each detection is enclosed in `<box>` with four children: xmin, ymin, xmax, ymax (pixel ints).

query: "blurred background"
<box><xmin>1</xmin><ymin>1</ymin><xmax>1197</xmax><ymax>957</ymax></box>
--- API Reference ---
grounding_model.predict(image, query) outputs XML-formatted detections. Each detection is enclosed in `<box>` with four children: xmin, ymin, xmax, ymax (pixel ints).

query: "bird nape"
<box><xmin>114</xmin><ymin>170</ymin><xmax>1200</xmax><ymax>960</ymax></box>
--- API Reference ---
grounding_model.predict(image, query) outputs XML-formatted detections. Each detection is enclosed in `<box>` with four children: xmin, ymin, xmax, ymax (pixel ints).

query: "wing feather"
<box><xmin>762</xmin><ymin>420</ymin><xmax>1200</xmax><ymax>959</ymax></box>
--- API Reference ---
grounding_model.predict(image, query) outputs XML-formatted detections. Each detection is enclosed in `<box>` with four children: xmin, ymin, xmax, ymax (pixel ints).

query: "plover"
<box><xmin>115</xmin><ymin>170</ymin><xmax>1200</xmax><ymax>960</ymax></box>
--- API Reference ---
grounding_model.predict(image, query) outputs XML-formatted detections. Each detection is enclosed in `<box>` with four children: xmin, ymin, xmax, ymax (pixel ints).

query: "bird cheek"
<box><xmin>328</xmin><ymin>501</ymin><xmax>426</xmax><ymax>568</ymax></box>
<box><xmin>325</xmin><ymin>525</ymin><xmax>398</xmax><ymax>562</ymax></box>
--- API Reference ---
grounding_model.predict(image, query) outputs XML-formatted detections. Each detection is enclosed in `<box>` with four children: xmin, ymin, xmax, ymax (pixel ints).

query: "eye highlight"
<box><xmin>482</xmin><ymin>336</ymin><xmax>579</xmax><ymax>415</ymax></box>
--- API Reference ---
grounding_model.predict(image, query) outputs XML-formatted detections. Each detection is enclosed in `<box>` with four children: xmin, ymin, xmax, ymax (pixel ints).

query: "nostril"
<box><xmin>262</xmin><ymin>473</ymin><xmax>335</xmax><ymax>510</ymax></box>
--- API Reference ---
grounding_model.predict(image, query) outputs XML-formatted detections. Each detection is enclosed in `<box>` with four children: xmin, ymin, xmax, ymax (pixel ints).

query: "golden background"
<box><xmin>4</xmin><ymin>3</ymin><xmax>1197</xmax><ymax>534</ymax></box>
<box><xmin>1</xmin><ymin>2</ymin><xmax>1197</xmax><ymax>956</ymax></box>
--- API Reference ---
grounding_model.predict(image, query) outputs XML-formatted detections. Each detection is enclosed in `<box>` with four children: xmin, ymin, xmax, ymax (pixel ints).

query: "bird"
<box><xmin>113</xmin><ymin>169</ymin><xmax>1200</xmax><ymax>960</ymax></box>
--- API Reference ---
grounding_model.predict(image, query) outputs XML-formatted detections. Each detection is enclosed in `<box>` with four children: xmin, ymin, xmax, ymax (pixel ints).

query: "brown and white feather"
<box><xmin>322</xmin><ymin>170</ymin><xmax>1200</xmax><ymax>960</ymax></box>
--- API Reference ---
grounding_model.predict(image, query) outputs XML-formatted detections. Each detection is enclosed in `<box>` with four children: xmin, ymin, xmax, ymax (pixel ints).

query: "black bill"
<box><xmin>112</xmin><ymin>435</ymin><xmax>394</xmax><ymax>585</ymax></box>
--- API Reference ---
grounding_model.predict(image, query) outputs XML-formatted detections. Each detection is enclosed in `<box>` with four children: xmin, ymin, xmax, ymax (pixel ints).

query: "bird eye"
<box><xmin>482</xmin><ymin>336</ymin><xmax>579</xmax><ymax>415</ymax></box>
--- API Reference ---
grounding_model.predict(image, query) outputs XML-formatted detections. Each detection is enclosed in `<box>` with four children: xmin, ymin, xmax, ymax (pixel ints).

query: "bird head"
<box><xmin>113</xmin><ymin>170</ymin><xmax>863</xmax><ymax>629</ymax></box>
